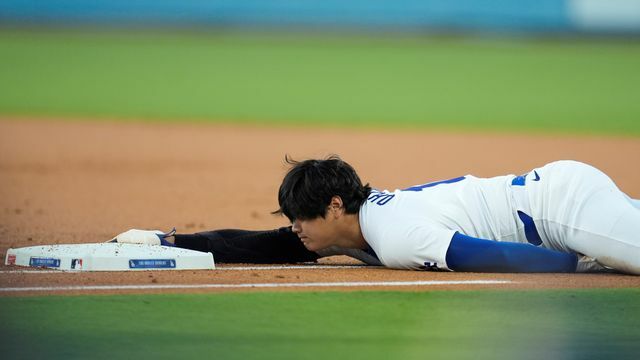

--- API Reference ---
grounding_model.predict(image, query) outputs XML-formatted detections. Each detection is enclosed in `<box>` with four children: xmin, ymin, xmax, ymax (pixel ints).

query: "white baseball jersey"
<box><xmin>357</xmin><ymin>160</ymin><xmax>640</xmax><ymax>273</ymax></box>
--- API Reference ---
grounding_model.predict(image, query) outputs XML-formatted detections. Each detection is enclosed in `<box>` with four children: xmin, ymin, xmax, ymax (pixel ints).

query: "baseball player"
<box><xmin>113</xmin><ymin>156</ymin><xmax>640</xmax><ymax>274</ymax></box>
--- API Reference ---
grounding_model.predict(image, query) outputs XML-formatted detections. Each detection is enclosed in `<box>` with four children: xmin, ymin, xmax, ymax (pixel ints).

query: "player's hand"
<box><xmin>108</xmin><ymin>228</ymin><xmax>176</xmax><ymax>245</ymax></box>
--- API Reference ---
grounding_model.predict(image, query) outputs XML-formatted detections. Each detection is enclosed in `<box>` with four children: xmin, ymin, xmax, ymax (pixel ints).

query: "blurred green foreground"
<box><xmin>0</xmin><ymin>30</ymin><xmax>639</xmax><ymax>135</ymax></box>
<box><xmin>1</xmin><ymin>289</ymin><xmax>639</xmax><ymax>359</ymax></box>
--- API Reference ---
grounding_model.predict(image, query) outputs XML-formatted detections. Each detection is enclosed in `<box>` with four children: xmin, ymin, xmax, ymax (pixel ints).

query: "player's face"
<box><xmin>291</xmin><ymin>213</ymin><xmax>339</xmax><ymax>252</ymax></box>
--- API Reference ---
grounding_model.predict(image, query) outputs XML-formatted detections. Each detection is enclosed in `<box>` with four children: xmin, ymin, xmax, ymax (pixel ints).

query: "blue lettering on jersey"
<box><xmin>368</xmin><ymin>190</ymin><xmax>395</xmax><ymax>206</ymax></box>
<box><xmin>402</xmin><ymin>176</ymin><xmax>466</xmax><ymax>192</ymax></box>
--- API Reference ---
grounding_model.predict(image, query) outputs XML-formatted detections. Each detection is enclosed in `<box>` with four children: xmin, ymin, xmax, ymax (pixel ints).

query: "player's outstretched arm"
<box><xmin>111</xmin><ymin>227</ymin><xmax>320</xmax><ymax>264</ymax></box>
<box><xmin>174</xmin><ymin>227</ymin><xmax>320</xmax><ymax>264</ymax></box>
<box><xmin>445</xmin><ymin>232</ymin><xmax>578</xmax><ymax>273</ymax></box>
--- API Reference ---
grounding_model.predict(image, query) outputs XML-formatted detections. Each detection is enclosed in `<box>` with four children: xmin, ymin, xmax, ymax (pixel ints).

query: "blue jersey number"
<box><xmin>368</xmin><ymin>176</ymin><xmax>466</xmax><ymax>206</ymax></box>
<box><xmin>402</xmin><ymin>176</ymin><xmax>466</xmax><ymax>192</ymax></box>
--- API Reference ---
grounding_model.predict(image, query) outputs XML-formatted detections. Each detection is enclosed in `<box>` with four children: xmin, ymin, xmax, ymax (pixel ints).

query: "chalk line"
<box><xmin>0</xmin><ymin>280</ymin><xmax>513</xmax><ymax>292</ymax></box>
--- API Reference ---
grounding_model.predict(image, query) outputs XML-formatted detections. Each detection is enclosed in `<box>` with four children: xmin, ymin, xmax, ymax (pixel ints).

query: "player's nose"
<box><xmin>291</xmin><ymin>220</ymin><xmax>302</xmax><ymax>234</ymax></box>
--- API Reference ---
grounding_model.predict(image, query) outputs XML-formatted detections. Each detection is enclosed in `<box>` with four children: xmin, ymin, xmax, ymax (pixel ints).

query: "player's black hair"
<box><xmin>273</xmin><ymin>155</ymin><xmax>371</xmax><ymax>222</ymax></box>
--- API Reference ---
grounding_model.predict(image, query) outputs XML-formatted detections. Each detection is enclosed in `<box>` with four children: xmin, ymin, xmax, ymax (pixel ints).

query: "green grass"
<box><xmin>0</xmin><ymin>30</ymin><xmax>640</xmax><ymax>135</ymax></box>
<box><xmin>1</xmin><ymin>30</ymin><xmax>640</xmax><ymax>135</ymax></box>
<box><xmin>1</xmin><ymin>289</ymin><xmax>639</xmax><ymax>359</ymax></box>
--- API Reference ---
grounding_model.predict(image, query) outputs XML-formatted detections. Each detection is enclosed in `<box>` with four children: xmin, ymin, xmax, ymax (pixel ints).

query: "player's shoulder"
<box><xmin>361</xmin><ymin>203</ymin><xmax>444</xmax><ymax>244</ymax></box>
<box><xmin>363</xmin><ymin>214</ymin><xmax>456</xmax><ymax>269</ymax></box>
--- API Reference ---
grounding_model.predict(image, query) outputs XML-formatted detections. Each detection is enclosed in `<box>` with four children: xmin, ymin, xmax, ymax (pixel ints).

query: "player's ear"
<box><xmin>329</xmin><ymin>196</ymin><xmax>344</xmax><ymax>216</ymax></box>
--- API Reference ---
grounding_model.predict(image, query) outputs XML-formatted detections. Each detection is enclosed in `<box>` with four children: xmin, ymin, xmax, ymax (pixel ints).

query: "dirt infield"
<box><xmin>1</xmin><ymin>118</ymin><xmax>639</xmax><ymax>295</ymax></box>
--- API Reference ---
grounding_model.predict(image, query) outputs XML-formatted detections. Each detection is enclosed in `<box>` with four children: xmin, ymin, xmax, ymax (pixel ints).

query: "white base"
<box><xmin>4</xmin><ymin>243</ymin><xmax>215</xmax><ymax>271</ymax></box>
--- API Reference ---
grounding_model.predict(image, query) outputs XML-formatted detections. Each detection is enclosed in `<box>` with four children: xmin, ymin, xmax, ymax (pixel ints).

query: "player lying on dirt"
<box><xmin>112</xmin><ymin>156</ymin><xmax>640</xmax><ymax>274</ymax></box>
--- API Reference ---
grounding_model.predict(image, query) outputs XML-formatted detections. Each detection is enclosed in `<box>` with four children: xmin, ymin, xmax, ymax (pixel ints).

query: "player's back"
<box><xmin>360</xmin><ymin>174</ymin><xmax>522</xmax><ymax>269</ymax></box>
<box><xmin>364</xmin><ymin>174</ymin><xmax>520</xmax><ymax>242</ymax></box>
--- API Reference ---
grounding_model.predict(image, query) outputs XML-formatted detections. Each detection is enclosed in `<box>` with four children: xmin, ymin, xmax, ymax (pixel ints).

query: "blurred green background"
<box><xmin>1</xmin><ymin>30</ymin><xmax>639</xmax><ymax>135</ymax></box>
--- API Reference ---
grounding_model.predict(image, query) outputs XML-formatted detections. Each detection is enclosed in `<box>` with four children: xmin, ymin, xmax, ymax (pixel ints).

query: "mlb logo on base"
<box><xmin>71</xmin><ymin>259</ymin><xmax>83</xmax><ymax>270</ymax></box>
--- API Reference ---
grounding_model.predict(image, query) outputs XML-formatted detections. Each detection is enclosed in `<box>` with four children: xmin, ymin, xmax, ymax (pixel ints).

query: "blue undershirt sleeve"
<box><xmin>445</xmin><ymin>232</ymin><xmax>577</xmax><ymax>273</ymax></box>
